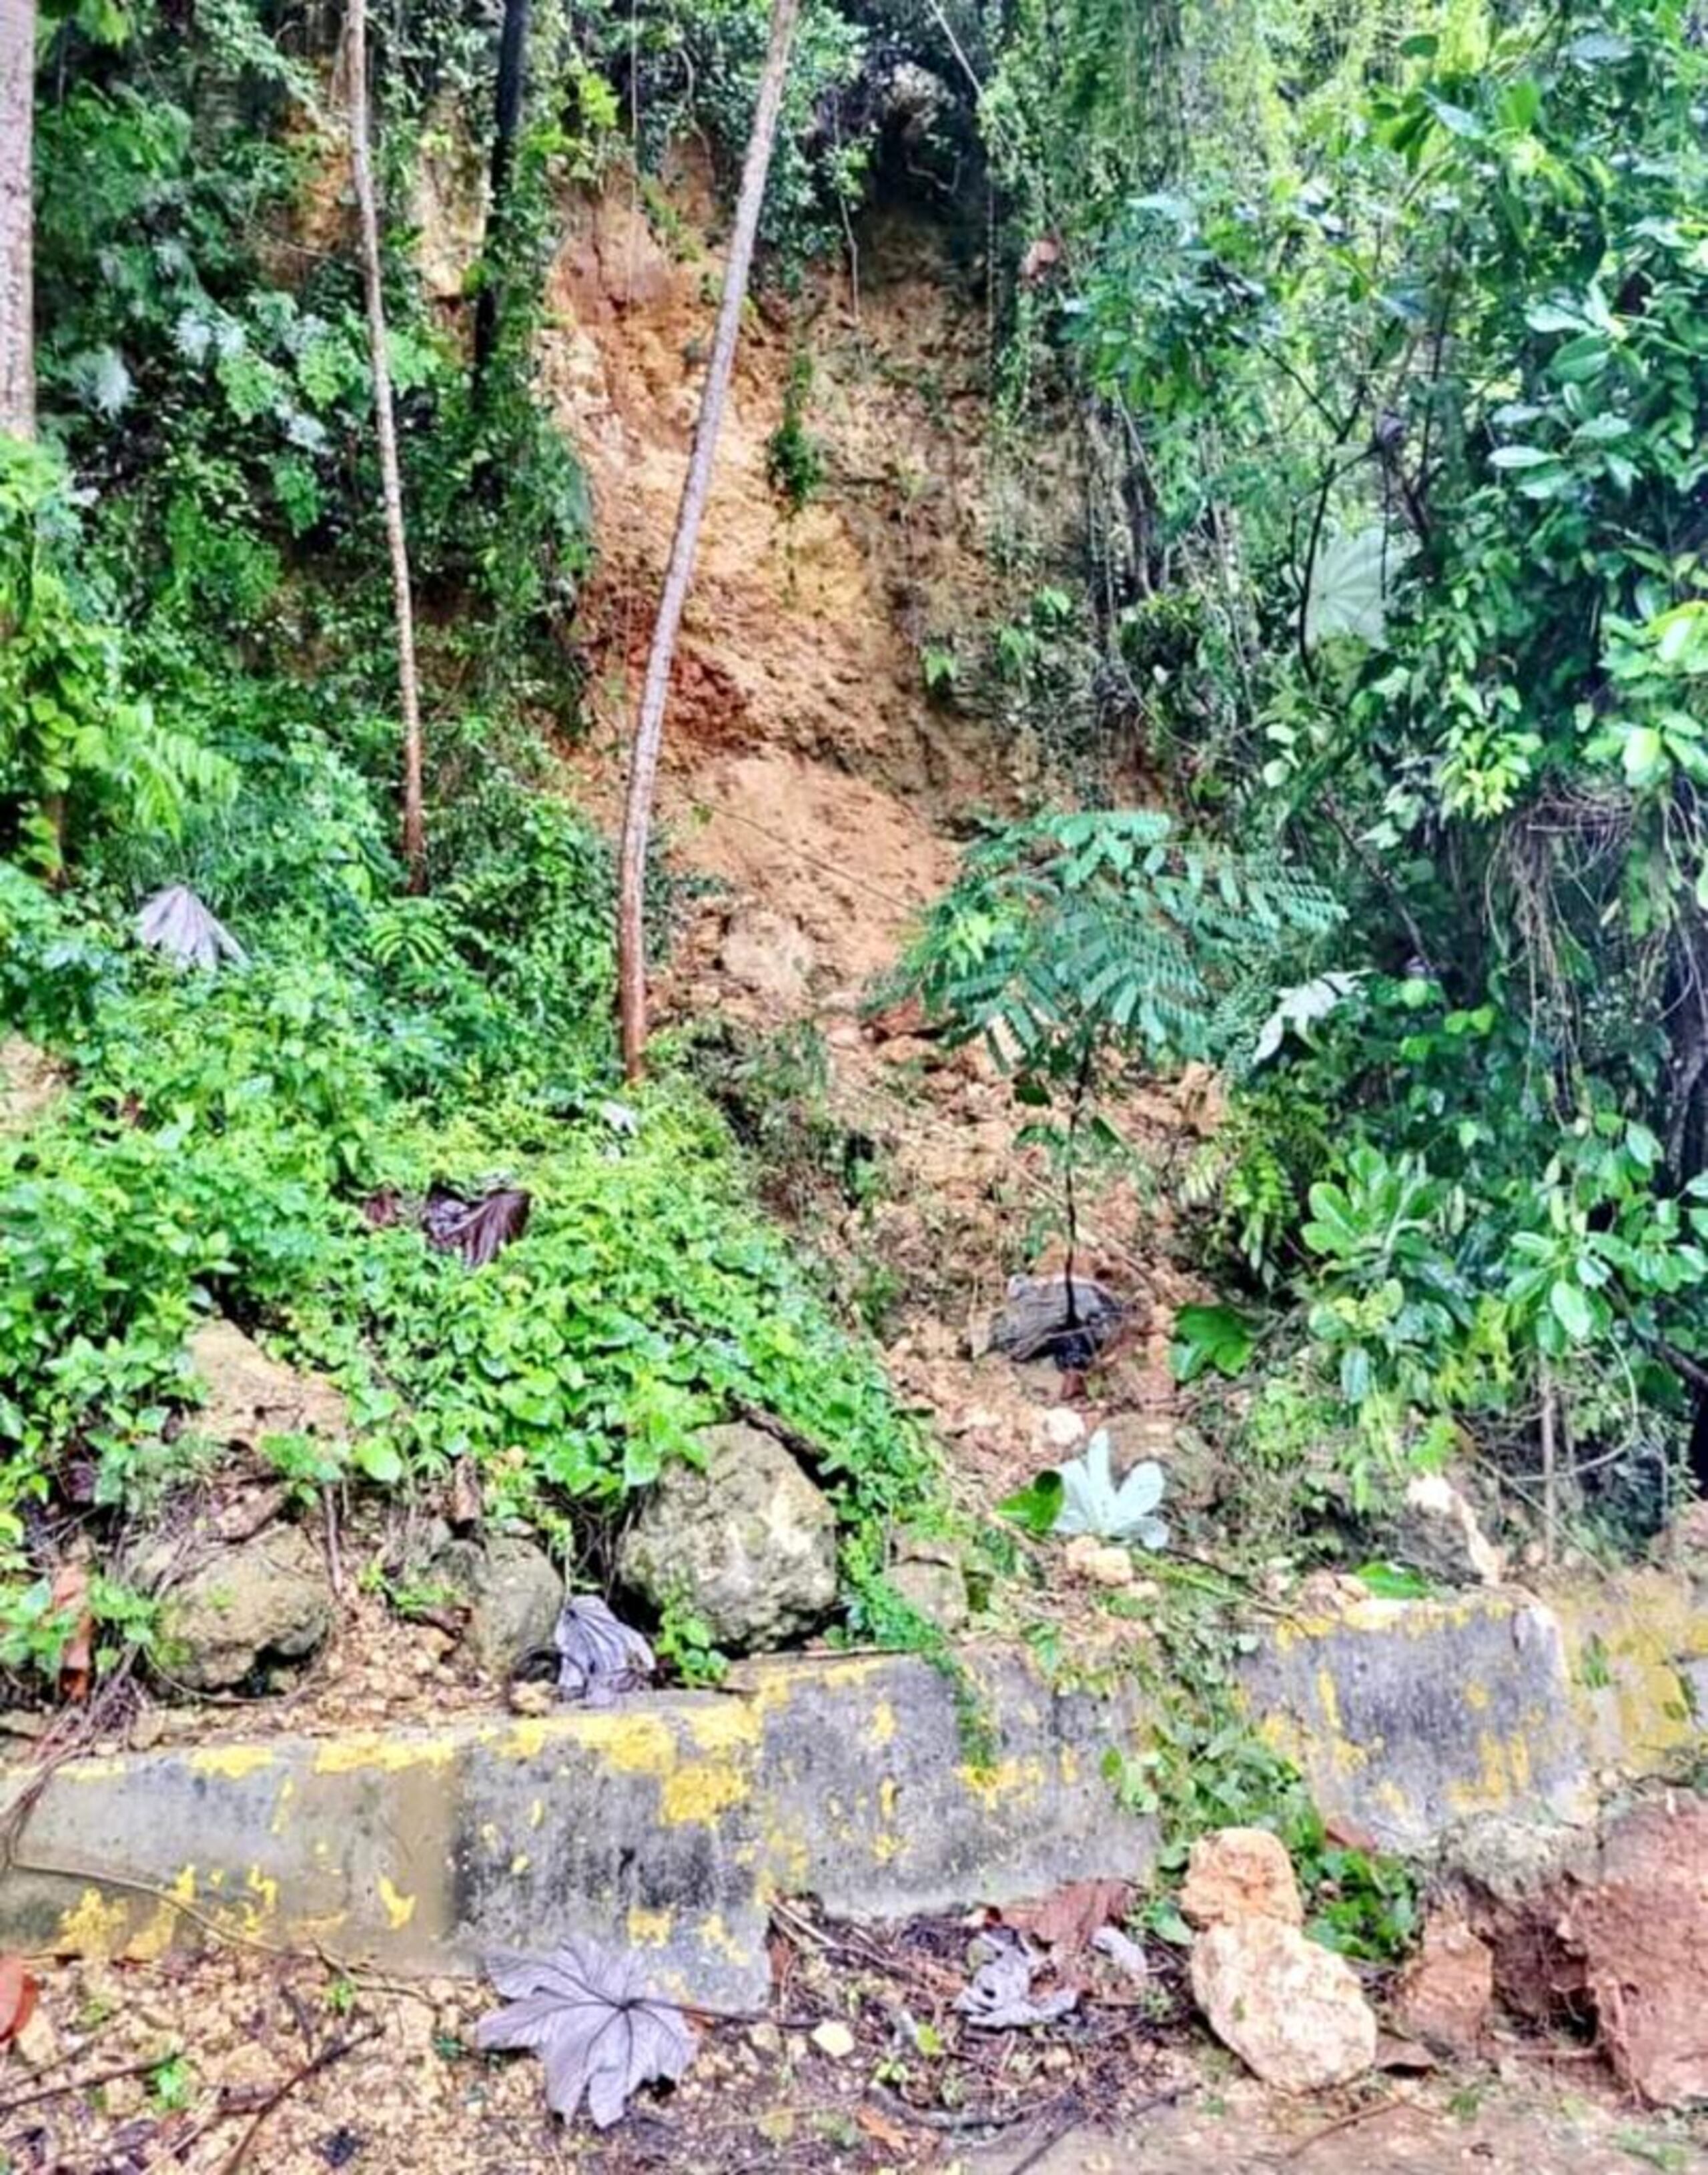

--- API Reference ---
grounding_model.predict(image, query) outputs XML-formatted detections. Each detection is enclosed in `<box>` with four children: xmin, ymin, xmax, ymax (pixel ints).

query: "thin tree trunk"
<box><xmin>616</xmin><ymin>0</ymin><xmax>799</xmax><ymax>1079</ymax></box>
<box><xmin>472</xmin><ymin>0</ymin><xmax>531</xmax><ymax>403</ymax></box>
<box><xmin>346</xmin><ymin>0</ymin><xmax>426</xmax><ymax>887</ymax></box>
<box><xmin>0</xmin><ymin>0</ymin><xmax>35</xmax><ymax>440</ymax></box>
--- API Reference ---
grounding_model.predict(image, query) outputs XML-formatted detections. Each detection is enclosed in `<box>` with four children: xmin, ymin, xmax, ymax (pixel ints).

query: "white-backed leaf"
<box><xmin>1051</xmin><ymin>1429</ymin><xmax>1170</xmax><ymax>1545</ymax></box>
<box><xmin>136</xmin><ymin>885</ymin><xmax>247</xmax><ymax>971</ymax></box>
<box><xmin>476</xmin><ymin>1937</ymin><xmax>695</xmax><ymax>2128</ymax></box>
<box><xmin>1304</xmin><ymin>526</ymin><xmax>1412</xmax><ymax>647</ymax></box>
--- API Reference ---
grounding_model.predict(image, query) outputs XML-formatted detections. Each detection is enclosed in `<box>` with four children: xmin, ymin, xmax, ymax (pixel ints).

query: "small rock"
<box><xmin>747</xmin><ymin>2021</ymin><xmax>783</xmax><ymax>2058</ymax></box>
<box><xmin>811</xmin><ymin>2020</ymin><xmax>855</xmax><ymax>2060</ymax></box>
<box><xmin>618</xmin><ymin>1422</ymin><xmax>838</xmax><ymax>1653</ymax></box>
<box><xmin>1041</xmin><ymin>1406</ymin><xmax>1085</xmax><ymax>1450</ymax></box>
<box><xmin>1180</xmin><ymin>1827</ymin><xmax>1304</xmax><ymax>1930</ymax></box>
<box><xmin>430</xmin><ymin>1536</ymin><xmax>562</xmax><ymax>1675</ymax></box>
<box><xmin>157</xmin><ymin>1525</ymin><xmax>334</xmax><ymax>1693</ymax></box>
<box><xmin>1386</xmin><ymin>1468</ymin><xmax>1506</xmax><ymax>1585</ymax></box>
<box><xmin>507</xmin><ymin>1679</ymin><xmax>554</xmax><ymax>1718</ymax></box>
<box><xmin>128</xmin><ymin>1705</ymin><xmax>166</xmax><ymax>1757</ymax></box>
<box><xmin>1391</xmin><ymin>1914</ymin><xmax>1493</xmax><ymax>2057</ymax></box>
<box><xmin>0</xmin><ymin>1034</ymin><xmax>67</xmax><ymax>1134</ymax></box>
<box><xmin>1063</xmin><ymin>1535</ymin><xmax>1135</xmax><ymax>1589</ymax></box>
<box><xmin>720</xmin><ymin>910</ymin><xmax>815</xmax><ymax>1008</ymax></box>
<box><xmin>12</xmin><ymin>2006</ymin><xmax>61</xmax><ymax>2070</ymax></box>
<box><xmin>887</xmin><ymin>1555</ymin><xmax>971</xmax><ymax>1631</ymax></box>
<box><xmin>1191</xmin><ymin>1918</ymin><xmax>1378</xmax><ymax>2092</ymax></box>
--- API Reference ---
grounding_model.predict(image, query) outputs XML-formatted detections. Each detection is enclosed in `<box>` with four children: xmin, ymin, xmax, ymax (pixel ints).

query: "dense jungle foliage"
<box><xmin>3</xmin><ymin>0</ymin><xmax>1707</xmax><ymax>1686</ymax></box>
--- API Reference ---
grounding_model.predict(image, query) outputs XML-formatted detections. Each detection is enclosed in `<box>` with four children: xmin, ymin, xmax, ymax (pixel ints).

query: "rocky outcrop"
<box><xmin>430</xmin><ymin>1536</ymin><xmax>564</xmax><ymax>1675</ymax></box>
<box><xmin>618</xmin><ymin>1422</ymin><xmax>837</xmax><ymax>1653</ymax></box>
<box><xmin>157</xmin><ymin>1526</ymin><xmax>334</xmax><ymax>1693</ymax></box>
<box><xmin>185</xmin><ymin>1319</ymin><xmax>348</xmax><ymax>1446</ymax></box>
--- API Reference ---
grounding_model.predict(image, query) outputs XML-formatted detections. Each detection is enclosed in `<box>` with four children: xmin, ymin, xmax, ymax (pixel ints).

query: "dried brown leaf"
<box><xmin>0</xmin><ymin>1955</ymin><xmax>39</xmax><ymax>2044</ymax></box>
<box><xmin>1004</xmin><ymin>1878</ymin><xmax>1133</xmax><ymax>1958</ymax></box>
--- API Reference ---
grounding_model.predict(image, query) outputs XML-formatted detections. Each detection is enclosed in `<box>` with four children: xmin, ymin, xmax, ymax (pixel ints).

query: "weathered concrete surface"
<box><xmin>6</xmin><ymin>1575</ymin><xmax>1705</xmax><ymax>2001</ymax></box>
<box><xmin>0</xmin><ymin>1651</ymin><xmax>1153</xmax><ymax>2005</ymax></box>
<box><xmin>1240</xmin><ymin>1573</ymin><xmax>1708</xmax><ymax>1851</ymax></box>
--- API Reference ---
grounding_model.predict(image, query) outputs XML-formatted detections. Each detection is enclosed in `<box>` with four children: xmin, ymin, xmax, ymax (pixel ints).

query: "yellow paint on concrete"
<box><xmin>627</xmin><ymin>1905</ymin><xmax>675</xmax><ymax>1947</ymax></box>
<box><xmin>1464</xmin><ymin>1679</ymin><xmax>1490</xmax><ymax>1711</ymax></box>
<box><xmin>1059</xmin><ymin>1747</ymin><xmax>1080</xmax><ymax>1786</ymax></box>
<box><xmin>956</xmin><ymin>1756</ymin><xmax>1045</xmax><ymax>1806</ymax></box>
<box><xmin>510</xmin><ymin>1853</ymin><xmax>532</xmax><ymax>1876</ymax></box>
<box><xmin>683</xmin><ymin>1703</ymin><xmax>763</xmax><ymax>1754</ymax></box>
<box><xmin>699</xmin><ymin>1911</ymin><xmax>752</xmax><ymax>1966</ymax></box>
<box><xmin>569</xmin><ymin>1711</ymin><xmax>679</xmax><ymax>1775</ymax></box>
<box><xmin>313</xmin><ymin>1733</ymin><xmax>458</xmax><ymax>1777</ymax></box>
<box><xmin>247</xmin><ymin>1866</ymin><xmax>279</xmax><ymax>1917</ymax></box>
<box><xmin>878</xmin><ymin>1777</ymin><xmax>898</xmax><ymax>1822</ymax></box>
<box><xmin>377</xmin><ymin>1875</ymin><xmax>416</xmax><ymax>1931</ymax></box>
<box><xmin>270</xmin><ymin>1777</ymin><xmax>296</xmax><ymax>1835</ymax></box>
<box><xmin>872</xmin><ymin>1833</ymin><xmax>901</xmax><ymax>1864</ymax></box>
<box><xmin>206</xmin><ymin>1868</ymin><xmax>225</xmax><ymax>1889</ymax></box>
<box><xmin>867</xmin><ymin>1699</ymin><xmax>897</xmax><ymax>1749</ymax></box>
<box><xmin>661</xmin><ymin>1759</ymin><xmax>749</xmax><ymax>1826</ymax></box>
<box><xmin>189</xmin><ymin>1744</ymin><xmax>278</xmax><ymax>1781</ymax></box>
<box><xmin>1315</xmin><ymin>1667</ymin><xmax>1343</xmax><ymax>1737</ymax></box>
<box><xmin>56</xmin><ymin>1887</ymin><xmax>132</xmax><ymax>1955</ymax></box>
<box><xmin>527</xmin><ymin>1797</ymin><xmax>544</xmax><ymax>1829</ymax></box>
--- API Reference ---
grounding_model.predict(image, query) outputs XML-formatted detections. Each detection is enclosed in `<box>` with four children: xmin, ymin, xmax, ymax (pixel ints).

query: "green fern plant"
<box><xmin>898</xmin><ymin>809</ymin><xmax>1343</xmax><ymax>1316</ymax></box>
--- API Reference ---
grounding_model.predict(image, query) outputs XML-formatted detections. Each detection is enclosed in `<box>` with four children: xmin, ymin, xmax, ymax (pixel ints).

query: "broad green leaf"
<box><xmin>1549</xmin><ymin>1280</ymin><xmax>1593</xmax><ymax>1340</ymax></box>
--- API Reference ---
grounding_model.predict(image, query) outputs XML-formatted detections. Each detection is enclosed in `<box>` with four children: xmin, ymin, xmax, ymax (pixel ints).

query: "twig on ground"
<box><xmin>1281</xmin><ymin>2092</ymin><xmax>1412</xmax><ymax>2161</ymax></box>
<box><xmin>218</xmin><ymin>2024</ymin><xmax>382</xmax><ymax>2174</ymax></box>
<box><xmin>0</xmin><ymin>2057</ymin><xmax>168</xmax><ymax>2118</ymax></box>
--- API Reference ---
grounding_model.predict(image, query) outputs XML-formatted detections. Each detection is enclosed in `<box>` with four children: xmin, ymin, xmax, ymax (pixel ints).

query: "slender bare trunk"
<box><xmin>615</xmin><ymin>0</ymin><xmax>799</xmax><ymax>1079</ymax></box>
<box><xmin>472</xmin><ymin>0</ymin><xmax>531</xmax><ymax>404</ymax></box>
<box><xmin>0</xmin><ymin>0</ymin><xmax>35</xmax><ymax>440</ymax></box>
<box><xmin>346</xmin><ymin>0</ymin><xmax>426</xmax><ymax>887</ymax></box>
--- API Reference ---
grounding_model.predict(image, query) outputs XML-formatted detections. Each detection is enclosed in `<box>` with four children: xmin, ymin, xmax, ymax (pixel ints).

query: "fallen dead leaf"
<box><xmin>0</xmin><ymin>1955</ymin><xmax>39</xmax><ymax>2045</ymax></box>
<box><xmin>1004</xmin><ymin>1879</ymin><xmax>1134</xmax><ymax>1958</ymax></box>
<box><xmin>51</xmin><ymin>1562</ymin><xmax>93</xmax><ymax>1704</ymax></box>
<box><xmin>857</xmin><ymin>2100</ymin><xmax>911</xmax><ymax>2152</ymax></box>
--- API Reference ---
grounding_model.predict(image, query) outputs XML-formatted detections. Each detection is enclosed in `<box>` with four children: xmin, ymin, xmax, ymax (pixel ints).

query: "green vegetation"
<box><xmin>8</xmin><ymin>0</ymin><xmax>1708</xmax><ymax>1707</ymax></box>
<box><xmin>909</xmin><ymin>0</ymin><xmax>1708</xmax><ymax>1551</ymax></box>
<box><xmin>0</xmin><ymin>0</ymin><xmax>939</xmax><ymax>1688</ymax></box>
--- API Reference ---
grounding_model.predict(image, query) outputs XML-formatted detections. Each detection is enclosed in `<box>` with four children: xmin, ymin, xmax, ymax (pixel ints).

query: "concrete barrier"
<box><xmin>0</xmin><ymin>1650</ymin><xmax>1154</xmax><ymax>2006</ymax></box>
<box><xmin>4</xmin><ymin>1573</ymin><xmax>1703</xmax><ymax>2002</ymax></box>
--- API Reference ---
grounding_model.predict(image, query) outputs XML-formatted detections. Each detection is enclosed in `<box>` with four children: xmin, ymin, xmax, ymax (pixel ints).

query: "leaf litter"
<box><xmin>474</xmin><ymin>1937</ymin><xmax>697</xmax><ymax>2128</ymax></box>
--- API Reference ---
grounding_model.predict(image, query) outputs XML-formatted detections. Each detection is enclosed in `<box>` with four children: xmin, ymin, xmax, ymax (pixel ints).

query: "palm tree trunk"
<box><xmin>346</xmin><ymin>0</ymin><xmax>426</xmax><ymax>887</ymax></box>
<box><xmin>615</xmin><ymin>0</ymin><xmax>800</xmax><ymax>1079</ymax></box>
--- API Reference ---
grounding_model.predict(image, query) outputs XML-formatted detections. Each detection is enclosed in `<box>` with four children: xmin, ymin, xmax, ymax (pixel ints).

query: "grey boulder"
<box><xmin>618</xmin><ymin>1422</ymin><xmax>838</xmax><ymax>1653</ymax></box>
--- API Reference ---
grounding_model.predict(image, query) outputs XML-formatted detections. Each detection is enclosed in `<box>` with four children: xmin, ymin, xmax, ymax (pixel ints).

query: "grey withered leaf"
<box><xmin>421</xmin><ymin>1184</ymin><xmax>532</xmax><ymax>1268</ymax></box>
<box><xmin>554</xmin><ymin>1595</ymin><xmax>655</xmax><ymax>1707</ymax></box>
<box><xmin>475</xmin><ymin>1937</ymin><xmax>696</xmax><ymax>2128</ymax></box>
<box><xmin>135</xmin><ymin>884</ymin><xmax>247</xmax><ymax>971</ymax></box>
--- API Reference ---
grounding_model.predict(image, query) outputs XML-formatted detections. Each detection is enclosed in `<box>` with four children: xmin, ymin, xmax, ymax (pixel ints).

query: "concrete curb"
<box><xmin>0</xmin><ymin>1651</ymin><xmax>1152</xmax><ymax>2006</ymax></box>
<box><xmin>4</xmin><ymin>1573</ymin><xmax>1703</xmax><ymax>2002</ymax></box>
